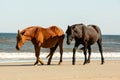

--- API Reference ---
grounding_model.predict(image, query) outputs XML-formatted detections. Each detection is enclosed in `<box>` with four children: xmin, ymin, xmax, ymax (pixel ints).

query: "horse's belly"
<box><xmin>41</xmin><ymin>37</ymin><xmax>58</xmax><ymax>48</ymax></box>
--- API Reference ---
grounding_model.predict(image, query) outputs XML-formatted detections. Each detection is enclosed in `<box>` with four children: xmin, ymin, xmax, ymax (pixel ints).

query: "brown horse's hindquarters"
<box><xmin>41</xmin><ymin>36</ymin><xmax>59</xmax><ymax>48</ymax></box>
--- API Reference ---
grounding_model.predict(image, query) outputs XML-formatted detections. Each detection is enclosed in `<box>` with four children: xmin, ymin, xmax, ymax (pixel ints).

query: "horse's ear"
<box><xmin>18</xmin><ymin>30</ymin><xmax>25</xmax><ymax>35</ymax></box>
<box><xmin>17</xmin><ymin>30</ymin><xmax>22</xmax><ymax>38</ymax></box>
<box><xmin>68</xmin><ymin>25</ymin><xmax>70</xmax><ymax>29</ymax></box>
<box><xmin>18</xmin><ymin>30</ymin><xmax>20</xmax><ymax>34</ymax></box>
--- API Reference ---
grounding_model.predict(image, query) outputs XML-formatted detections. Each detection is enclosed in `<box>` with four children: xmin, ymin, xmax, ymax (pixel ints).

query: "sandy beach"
<box><xmin>0</xmin><ymin>60</ymin><xmax>120</xmax><ymax>80</ymax></box>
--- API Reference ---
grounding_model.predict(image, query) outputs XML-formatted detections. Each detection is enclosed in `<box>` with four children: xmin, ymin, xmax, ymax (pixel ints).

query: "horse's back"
<box><xmin>35</xmin><ymin>26</ymin><xmax>64</xmax><ymax>38</ymax></box>
<box><xmin>35</xmin><ymin>26</ymin><xmax>64</xmax><ymax>48</ymax></box>
<box><xmin>49</xmin><ymin>26</ymin><xmax>64</xmax><ymax>37</ymax></box>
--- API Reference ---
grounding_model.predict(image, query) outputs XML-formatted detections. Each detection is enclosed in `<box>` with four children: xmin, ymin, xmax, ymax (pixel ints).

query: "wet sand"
<box><xmin>0</xmin><ymin>60</ymin><xmax>120</xmax><ymax>80</ymax></box>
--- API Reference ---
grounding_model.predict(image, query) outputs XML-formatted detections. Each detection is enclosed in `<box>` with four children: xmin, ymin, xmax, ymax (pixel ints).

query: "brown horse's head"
<box><xmin>16</xmin><ymin>30</ymin><xmax>26</xmax><ymax>50</ymax></box>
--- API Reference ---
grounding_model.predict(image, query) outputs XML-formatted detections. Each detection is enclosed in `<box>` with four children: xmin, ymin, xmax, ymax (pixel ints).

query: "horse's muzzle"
<box><xmin>16</xmin><ymin>46</ymin><xmax>20</xmax><ymax>50</ymax></box>
<box><xmin>66</xmin><ymin>40</ymin><xmax>71</xmax><ymax>45</ymax></box>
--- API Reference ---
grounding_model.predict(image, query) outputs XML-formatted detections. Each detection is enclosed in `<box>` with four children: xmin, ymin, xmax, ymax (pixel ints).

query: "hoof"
<box><xmin>83</xmin><ymin>63</ymin><xmax>86</xmax><ymax>65</ymax></box>
<box><xmin>72</xmin><ymin>63</ymin><xmax>75</xmax><ymax>65</ymax></box>
<box><xmin>41</xmin><ymin>63</ymin><xmax>44</xmax><ymax>65</ymax></box>
<box><xmin>34</xmin><ymin>62</ymin><xmax>38</xmax><ymax>66</ymax></box>
<box><xmin>47</xmin><ymin>62</ymin><xmax>51</xmax><ymax>65</ymax></box>
<box><xmin>87</xmin><ymin>60</ymin><xmax>90</xmax><ymax>63</ymax></box>
<box><xmin>101</xmin><ymin>61</ymin><xmax>104</xmax><ymax>65</ymax></box>
<box><xmin>83</xmin><ymin>62</ymin><xmax>87</xmax><ymax>65</ymax></box>
<box><xmin>58</xmin><ymin>62</ymin><xmax>62</xmax><ymax>65</ymax></box>
<box><xmin>101</xmin><ymin>59</ymin><xmax>104</xmax><ymax>65</ymax></box>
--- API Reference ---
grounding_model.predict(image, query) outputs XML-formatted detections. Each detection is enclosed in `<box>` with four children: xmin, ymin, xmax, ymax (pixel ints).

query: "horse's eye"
<box><xmin>74</xmin><ymin>30</ymin><xmax>78</xmax><ymax>33</ymax></box>
<box><xmin>16</xmin><ymin>36</ymin><xmax>21</xmax><ymax>41</ymax></box>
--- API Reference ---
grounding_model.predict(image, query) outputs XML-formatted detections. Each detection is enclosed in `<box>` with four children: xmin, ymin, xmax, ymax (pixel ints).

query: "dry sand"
<box><xmin>0</xmin><ymin>60</ymin><xmax>120</xmax><ymax>80</ymax></box>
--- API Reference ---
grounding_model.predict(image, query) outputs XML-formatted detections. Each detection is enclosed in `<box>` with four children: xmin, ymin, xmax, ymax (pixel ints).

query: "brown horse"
<box><xmin>16</xmin><ymin>26</ymin><xmax>65</xmax><ymax>65</ymax></box>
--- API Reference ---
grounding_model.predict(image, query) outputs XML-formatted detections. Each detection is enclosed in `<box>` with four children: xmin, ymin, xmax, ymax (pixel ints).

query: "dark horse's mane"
<box><xmin>72</xmin><ymin>23</ymin><xmax>85</xmax><ymax>27</ymax></box>
<box><xmin>72</xmin><ymin>23</ymin><xmax>100</xmax><ymax>34</ymax></box>
<box><xmin>73</xmin><ymin>24</ymin><xmax>101</xmax><ymax>35</ymax></box>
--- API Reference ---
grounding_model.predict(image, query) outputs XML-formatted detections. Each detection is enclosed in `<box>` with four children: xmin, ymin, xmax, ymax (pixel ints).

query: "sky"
<box><xmin>0</xmin><ymin>0</ymin><xmax>120</xmax><ymax>35</ymax></box>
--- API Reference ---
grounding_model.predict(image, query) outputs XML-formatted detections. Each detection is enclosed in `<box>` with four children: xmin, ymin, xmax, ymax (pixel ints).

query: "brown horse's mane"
<box><xmin>20</xmin><ymin>26</ymin><xmax>40</xmax><ymax>35</ymax></box>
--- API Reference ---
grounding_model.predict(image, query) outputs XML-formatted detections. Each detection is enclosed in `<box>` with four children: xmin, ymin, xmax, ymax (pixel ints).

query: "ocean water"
<box><xmin>0</xmin><ymin>33</ymin><xmax>120</xmax><ymax>63</ymax></box>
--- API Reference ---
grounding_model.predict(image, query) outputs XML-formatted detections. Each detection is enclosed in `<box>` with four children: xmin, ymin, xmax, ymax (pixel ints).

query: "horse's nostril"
<box><xmin>67</xmin><ymin>43</ymin><xmax>70</xmax><ymax>45</ymax></box>
<box><xmin>66</xmin><ymin>41</ymin><xmax>70</xmax><ymax>45</ymax></box>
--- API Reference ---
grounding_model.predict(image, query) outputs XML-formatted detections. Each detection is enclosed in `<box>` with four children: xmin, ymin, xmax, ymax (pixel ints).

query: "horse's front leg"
<box><xmin>73</xmin><ymin>47</ymin><xmax>77</xmax><ymax>65</ymax></box>
<box><xmin>72</xmin><ymin>42</ymin><xmax>79</xmax><ymax>65</ymax></box>
<box><xmin>34</xmin><ymin>45</ymin><xmax>44</xmax><ymax>65</ymax></box>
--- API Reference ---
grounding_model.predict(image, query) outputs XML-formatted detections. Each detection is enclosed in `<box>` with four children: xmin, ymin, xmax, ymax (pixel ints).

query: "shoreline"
<box><xmin>1</xmin><ymin>51</ymin><xmax>120</xmax><ymax>63</ymax></box>
<box><xmin>0</xmin><ymin>60</ymin><xmax>120</xmax><ymax>80</ymax></box>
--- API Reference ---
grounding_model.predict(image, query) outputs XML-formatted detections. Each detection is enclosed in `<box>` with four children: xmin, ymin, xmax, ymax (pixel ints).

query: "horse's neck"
<box><xmin>23</xmin><ymin>31</ymin><xmax>35</xmax><ymax>41</ymax></box>
<box><xmin>23</xmin><ymin>35</ymin><xmax>32</xmax><ymax>41</ymax></box>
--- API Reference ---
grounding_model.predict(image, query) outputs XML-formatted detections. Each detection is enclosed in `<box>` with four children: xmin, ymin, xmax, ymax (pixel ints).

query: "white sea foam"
<box><xmin>0</xmin><ymin>52</ymin><xmax>120</xmax><ymax>63</ymax></box>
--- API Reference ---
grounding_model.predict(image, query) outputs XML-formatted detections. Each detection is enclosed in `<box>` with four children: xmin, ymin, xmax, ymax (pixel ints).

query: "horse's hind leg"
<box><xmin>58</xmin><ymin>43</ymin><xmax>63</xmax><ymax>65</ymax></box>
<box><xmin>97</xmin><ymin>39</ymin><xmax>104</xmax><ymax>64</ymax></box>
<box><xmin>58</xmin><ymin>35</ymin><xmax>65</xmax><ymax>65</ymax></box>
<box><xmin>87</xmin><ymin>45</ymin><xmax>91</xmax><ymax>63</ymax></box>
<box><xmin>47</xmin><ymin>43</ymin><xmax>58</xmax><ymax>65</ymax></box>
<box><xmin>83</xmin><ymin>43</ymin><xmax>88</xmax><ymax>65</ymax></box>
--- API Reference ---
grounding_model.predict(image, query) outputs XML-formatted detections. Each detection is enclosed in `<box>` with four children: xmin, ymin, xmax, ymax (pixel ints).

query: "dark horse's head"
<box><xmin>66</xmin><ymin>24</ymin><xmax>85</xmax><ymax>45</ymax></box>
<box><xmin>66</xmin><ymin>25</ymin><xmax>74</xmax><ymax>45</ymax></box>
<box><xmin>16</xmin><ymin>30</ymin><xmax>26</xmax><ymax>50</ymax></box>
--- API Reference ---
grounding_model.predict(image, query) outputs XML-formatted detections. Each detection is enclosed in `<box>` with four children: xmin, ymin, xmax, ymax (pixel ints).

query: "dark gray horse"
<box><xmin>66</xmin><ymin>23</ymin><xmax>104</xmax><ymax>65</ymax></box>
